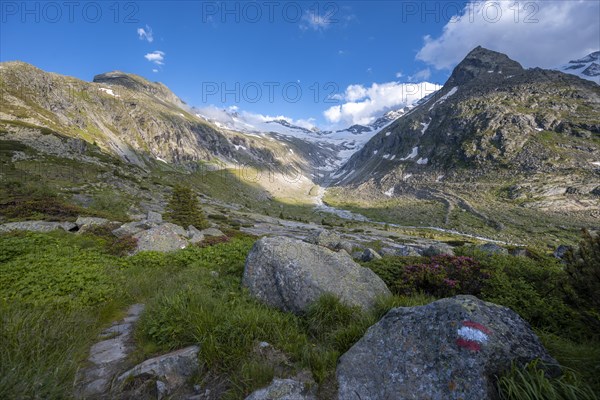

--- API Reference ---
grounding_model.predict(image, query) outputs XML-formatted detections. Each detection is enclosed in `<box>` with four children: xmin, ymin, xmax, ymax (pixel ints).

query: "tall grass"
<box><xmin>0</xmin><ymin>303</ymin><xmax>99</xmax><ymax>399</ymax></box>
<box><xmin>497</xmin><ymin>361</ymin><xmax>598</xmax><ymax>400</ymax></box>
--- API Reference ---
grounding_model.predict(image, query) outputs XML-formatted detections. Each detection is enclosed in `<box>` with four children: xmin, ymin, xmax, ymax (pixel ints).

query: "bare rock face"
<box><xmin>337</xmin><ymin>295</ymin><xmax>559</xmax><ymax>400</ymax></box>
<box><xmin>243</xmin><ymin>237</ymin><xmax>391</xmax><ymax>315</ymax></box>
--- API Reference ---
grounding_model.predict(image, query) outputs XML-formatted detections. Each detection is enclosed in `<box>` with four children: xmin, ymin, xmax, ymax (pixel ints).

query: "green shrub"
<box><xmin>0</xmin><ymin>232</ymin><xmax>121</xmax><ymax>308</ymax></box>
<box><xmin>471</xmin><ymin>252</ymin><xmax>587</xmax><ymax>340</ymax></box>
<box><xmin>83</xmin><ymin>225</ymin><xmax>138</xmax><ymax>256</ymax></box>
<box><xmin>564</xmin><ymin>229</ymin><xmax>600</xmax><ymax>330</ymax></box>
<box><xmin>367</xmin><ymin>255</ymin><xmax>488</xmax><ymax>298</ymax></box>
<box><xmin>165</xmin><ymin>185</ymin><xmax>209</xmax><ymax>229</ymax></box>
<box><xmin>398</xmin><ymin>255</ymin><xmax>489</xmax><ymax>297</ymax></box>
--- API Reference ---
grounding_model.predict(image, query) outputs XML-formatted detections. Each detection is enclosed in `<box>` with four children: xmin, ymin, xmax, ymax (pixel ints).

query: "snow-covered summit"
<box><xmin>555</xmin><ymin>51</ymin><xmax>600</xmax><ymax>84</ymax></box>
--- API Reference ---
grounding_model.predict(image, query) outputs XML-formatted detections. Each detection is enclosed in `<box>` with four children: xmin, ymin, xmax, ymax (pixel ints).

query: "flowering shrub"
<box><xmin>195</xmin><ymin>235</ymin><xmax>230</xmax><ymax>248</ymax></box>
<box><xmin>396</xmin><ymin>255</ymin><xmax>489</xmax><ymax>297</ymax></box>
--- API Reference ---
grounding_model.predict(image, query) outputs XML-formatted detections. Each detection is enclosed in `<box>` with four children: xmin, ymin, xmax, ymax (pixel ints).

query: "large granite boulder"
<box><xmin>243</xmin><ymin>237</ymin><xmax>391</xmax><ymax>314</ymax></box>
<box><xmin>133</xmin><ymin>223</ymin><xmax>188</xmax><ymax>253</ymax></box>
<box><xmin>337</xmin><ymin>295</ymin><xmax>559</xmax><ymax>400</ymax></box>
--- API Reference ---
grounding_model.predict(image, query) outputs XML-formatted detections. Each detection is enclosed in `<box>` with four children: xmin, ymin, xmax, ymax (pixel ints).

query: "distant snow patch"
<box><xmin>99</xmin><ymin>87</ymin><xmax>119</xmax><ymax>97</ymax></box>
<box><xmin>373</xmin><ymin>150</ymin><xmax>378</xmax><ymax>155</ymax></box>
<box><xmin>400</xmin><ymin>146</ymin><xmax>419</xmax><ymax>161</ymax></box>
<box><xmin>416</xmin><ymin>157</ymin><xmax>428</xmax><ymax>165</ymax></box>
<box><xmin>429</xmin><ymin>86</ymin><xmax>458</xmax><ymax>111</ymax></box>
<box><xmin>384</xmin><ymin>187</ymin><xmax>395</xmax><ymax>197</ymax></box>
<box><xmin>420</xmin><ymin>121</ymin><xmax>430</xmax><ymax>135</ymax></box>
<box><xmin>385</xmin><ymin>131</ymin><xmax>391</xmax><ymax>137</ymax></box>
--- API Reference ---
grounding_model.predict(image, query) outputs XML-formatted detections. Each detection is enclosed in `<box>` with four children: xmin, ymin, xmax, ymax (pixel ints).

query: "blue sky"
<box><xmin>2</xmin><ymin>1</ymin><xmax>599</xmax><ymax>128</ymax></box>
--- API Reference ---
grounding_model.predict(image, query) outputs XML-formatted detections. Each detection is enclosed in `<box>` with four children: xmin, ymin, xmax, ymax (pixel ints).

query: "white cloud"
<box><xmin>417</xmin><ymin>0</ymin><xmax>600</xmax><ymax>70</ymax></box>
<box><xmin>395</xmin><ymin>71</ymin><xmax>404</xmax><ymax>78</ymax></box>
<box><xmin>324</xmin><ymin>81</ymin><xmax>441</xmax><ymax>126</ymax></box>
<box><xmin>152</xmin><ymin>69</ymin><xmax>159</xmax><ymax>73</ymax></box>
<box><xmin>196</xmin><ymin>105</ymin><xmax>319</xmax><ymax>132</ymax></box>
<box><xmin>300</xmin><ymin>10</ymin><xmax>333</xmax><ymax>31</ymax></box>
<box><xmin>408</xmin><ymin>68</ymin><xmax>431</xmax><ymax>82</ymax></box>
<box><xmin>137</xmin><ymin>25</ymin><xmax>154</xmax><ymax>43</ymax></box>
<box><xmin>144</xmin><ymin>51</ymin><xmax>165</xmax><ymax>65</ymax></box>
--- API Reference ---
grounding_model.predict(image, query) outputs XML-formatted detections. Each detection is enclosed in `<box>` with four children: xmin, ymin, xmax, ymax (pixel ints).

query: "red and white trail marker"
<box><xmin>456</xmin><ymin>321</ymin><xmax>491</xmax><ymax>352</ymax></box>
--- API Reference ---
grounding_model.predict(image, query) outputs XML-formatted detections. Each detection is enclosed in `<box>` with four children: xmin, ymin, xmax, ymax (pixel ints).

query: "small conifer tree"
<box><xmin>165</xmin><ymin>185</ymin><xmax>209</xmax><ymax>229</ymax></box>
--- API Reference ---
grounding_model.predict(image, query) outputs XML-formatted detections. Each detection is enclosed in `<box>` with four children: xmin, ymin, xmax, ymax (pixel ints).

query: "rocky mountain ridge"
<box><xmin>331</xmin><ymin>47</ymin><xmax>600</xmax><ymax>215</ymax></box>
<box><xmin>0</xmin><ymin>62</ymin><xmax>334</xmax><ymax>176</ymax></box>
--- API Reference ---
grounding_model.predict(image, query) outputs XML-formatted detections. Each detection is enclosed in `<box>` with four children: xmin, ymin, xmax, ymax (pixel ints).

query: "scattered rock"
<box><xmin>553</xmin><ymin>245</ymin><xmax>572</xmax><ymax>259</ymax></box>
<box><xmin>422</xmin><ymin>243</ymin><xmax>455</xmax><ymax>257</ymax></box>
<box><xmin>305</xmin><ymin>229</ymin><xmax>342</xmax><ymax>250</ymax></box>
<box><xmin>245</xmin><ymin>377</ymin><xmax>317</xmax><ymax>400</ymax></box>
<box><xmin>133</xmin><ymin>223</ymin><xmax>189</xmax><ymax>253</ymax></box>
<box><xmin>361</xmin><ymin>248</ymin><xmax>382</xmax><ymax>262</ymax></box>
<box><xmin>200</xmin><ymin>227</ymin><xmax>225</xmax><ymax>237</ymax></box>
<box><xmin>337</xmin><ymin>295</ymin><xmax>559</xmax><ymax>400</ymax></box>
<box><xmin>478</xmin><ymin>243</ymin><xmax>509</xmax><ymax>255</ymax></box>
<box><xmin>112</xmin><ymin>221</ymin><xmax>148</xmax><ymax>238</ymax></box>
<box><xmin>0</xmin><ymin>220</ymin><xmax>77</xmax><ymax>233</ymax></box>
<box><xmin>509</xmin><ymin>248</ymin><xmax>530</xmax><ymax>257</ymax></box>
<box><xmin>187</xmin><ymin>225</ymin><xmax>205</xmax><ymax>244</ymax></box>
<box><xmin>75</xmin><ymin>216</ymin><xmax>111</xmax><ymax>228</ymax></box>
<box><xmin>243</xmin><ymin>237</ymin><xmax>391</xmax><ymax>315</ymax></box>
<box><xmin>336</xmin><ymin>240</ymin><xmax>354</xmax><ymax>254</ymax></box>
<box><xmin>146</xmin><ymin>211</ymin><xmax>163</xmax><ymax>224</ymax></box>
<box><xmin>116</xmin><ymin>346</ymin><xmax>200</xmax><ymax>397</ymax></box>
<box><xmin>76</xmin><ymin>304</ymin><xmax>145</xmax><ymax>399</ymax></box>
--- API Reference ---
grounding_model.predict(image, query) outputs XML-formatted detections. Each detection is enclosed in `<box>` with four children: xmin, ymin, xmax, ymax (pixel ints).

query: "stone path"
<box><xmin>76</xmin><ymin>304</ymin><xmax>145</xmax><ymax>399</ymax></box>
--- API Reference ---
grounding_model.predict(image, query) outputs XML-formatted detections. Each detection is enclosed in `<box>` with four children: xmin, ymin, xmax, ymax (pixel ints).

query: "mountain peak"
<box><xmin>445</xmin><ymin>46</ymin><xmax>524</xmax><ymax>86</ymax></box>
<box><xmin>93</xmin><ymin>71</ymin><xmax>184</xmax><ymax>106</ymax></box>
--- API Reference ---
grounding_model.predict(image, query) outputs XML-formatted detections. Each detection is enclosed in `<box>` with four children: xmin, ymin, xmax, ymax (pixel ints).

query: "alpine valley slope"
<box><xmin>325</xmin><ymin>47</ymin><xmax>600</xmax><ymax>245</ymax></box>
<box><xmin>0</xmin><ymin>61</ymin><xmax>437</xmax><ymax>213</ymax></box>
<box><xmin>0</xmin><ymin>61</ymin><xmax>349</xmax><ymax>210</ymax></box>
